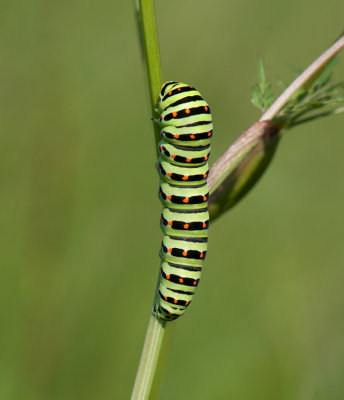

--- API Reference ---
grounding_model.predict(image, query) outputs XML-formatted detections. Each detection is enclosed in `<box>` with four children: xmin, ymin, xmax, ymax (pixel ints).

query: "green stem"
<box><xmin>131</xmin><ymin>316</ymin><xmax>166</xmax><ymax>400</ymax></box>
<box><xmin>139</xmin><ymin>0</ymin><xmax>163</xmax><ymax>150</ymax></box>
<box><xmin>132</xmin><ymin>2</ymin><xmax>171</xmax><ymax>399</ymax></box>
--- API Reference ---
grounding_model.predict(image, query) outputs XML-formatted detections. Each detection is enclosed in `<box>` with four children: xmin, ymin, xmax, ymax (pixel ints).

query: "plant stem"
<box><xmin>208</xmin><ymin>34</ymin><xmax>344</xmax><ymax>220</ymax></box>
<box><xmin>132</xmin><ymin>2</ymin><xmax>173</xmax><ymax>399</ymax></box>
<box><xmin>260</xmin><ymin>34</ymin><xmax>344</xmax><ymax>121</ymax></box>
<box><xmin>131</xmin><ymin>316</ymin><xmax>166</xmax><ymax>400</ymax></box>
<box><xmin>139</xmin><ymin>0</ymin><xmax>163</xmax><ymax>149</ymax></box>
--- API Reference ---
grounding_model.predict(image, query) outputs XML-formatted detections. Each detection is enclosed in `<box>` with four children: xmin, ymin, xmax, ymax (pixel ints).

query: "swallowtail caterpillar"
<box><xmin>153</xmin><ymin>81</ymin><xmax>213</xmax><ymax>320</ymax></box>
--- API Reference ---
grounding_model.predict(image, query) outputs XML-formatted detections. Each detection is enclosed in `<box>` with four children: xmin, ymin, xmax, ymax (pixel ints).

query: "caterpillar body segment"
<box><xmin>157</xmin><ymin>160</ymin><xmax>209</xmax><ymax>185</ymax></box>
<box><xmin>158</xmin><ymin>181</ymin><xmax>209</xmax><ymax>210</ymax></box>
<box><xmin>158</xmin><ymin>141</ymin><xmax>211</xmax><ymax>166</ymax></box>
<box><xmin>160</xmin><ymin>208</ymin><xmax>209</xmax><ymax>237</ymax></box>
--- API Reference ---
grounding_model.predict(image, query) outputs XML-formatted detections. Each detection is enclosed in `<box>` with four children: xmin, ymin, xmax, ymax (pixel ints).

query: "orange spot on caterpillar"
<box><xmin>171</xmin><ymin>154</ymin><xmax>176</xmax><ymax>159</ymax></box>
<box><xmin>183</xmin><ymin>198</ymin><xmax>189</xmax><ymax>203</ymax></box>
<box><xmin>203</xmin><ymin>222</ymin><xmax>206</xmax><ymax>228</ymax></box>
<box><xmin>185</xmin><ymin>109</ymin><xmax>190</xmax><ymax>114</ymax></box>
<box><xmin>208</xmin><ymin>131</ymin><xmax>211</xmax><ymax>137</ymax></box>
<box><xmin>203</xmin><ymin>173</ymin><xmax>207</xmax><ymax>178</ymax></box>
<box><xmin>185</xmin><ymin>301</ymin><xmax>189</xmax><ymax>305</ymax></box>
<box><xmin>172</xmin><ymin>111</ymin><xmax>177</xmax><ymax>117</ymax></box>
<box><xmin>200</xmin><ymin>253</ymin><xmax>204</xmax><ymax>258</ymax></box>
<box><xmin>203</xmin><ymin>195</ymin><xmax>207</xmax><ymax>201</ymax></box>
<box><xmin>168</xmin><ymin>248</ymin><xmax>172</xmax><ymax>254</ymax></box>
<box><xmin>184</xmin><ymin>224</ymin><xmax>189</xmax><ymax>229</ymax></box>
<box><xmin>179</xmin><ymin>278</ymin><xmax>184</xmax><ymax>283</ymax></box>
<box><xmin>182</xmin><ymin>175</ymin><xmax>188</xmax><ymax>181</ymax></box>
<box><xmin>174</xmin><ymin>134</ymin><xmax>179</xmax><ymax>139</ymax></box>
<box><xmin>193</xmin><ymin>280</ymin><xmax>197</xmax><ymax>285</ymax></box>
<box><xmin>166</xmin><ymin>274</ymin><xmax>171</xmax><ymax>279</ymax></box>
<box><xmin>174</xmin><ymin>299</ymin><xmax>178</xmax><ymax>304</ymax></box>
<box><xmin>165</xmin><ymin>296</ymin><xmax>167</xmax><ymax>301</ymax></box>
<box><xmin>182</xmin><ymin>250</ymin><xmax>187</xmax><ymax>257</ymax></box>
<box><xmin>169</xmin><ymin>311</ymin><xmax>173</xmax><ymax>314</ymax></box>
<box><xmin>167</xmin><ymin>195</ymin><xmax>172</xmax><ymax>200</ymax></box>
<box><xmin>190</xmin><ymin>134</ymin><xmax>196</xmax><ymax>139</ymax></box>
<box><xmin>204</xmin><ymin>155</ymin><xmax>208</xmax><ymax>161</ymax></box>
<box><xmin>167</xmin><ymin>172</ymin><xmax>172</xmax><ymax>177</ymax></box>
<box><xmin>168</xmin><ymin>221</ymin><xmax>172</xmax><ymax>226</ymax></box>
<box><xmin>178</xmin><ymin>88</ymin><xmax>181</xmax><ymax>91</ymax></box>
<box><xmin>186</xmin><ymin>158</ymin><xmax>191</xmax><ymax>163</ymax></box>
<box><xmin>168</xmin><ymin>91</ymin><xmax>172</xmax><ymax>95</ymax></box>
<box><xmin>204</xmin><ymin>106</ymin><xmax>208</xmax><ymax>111</ymax></box>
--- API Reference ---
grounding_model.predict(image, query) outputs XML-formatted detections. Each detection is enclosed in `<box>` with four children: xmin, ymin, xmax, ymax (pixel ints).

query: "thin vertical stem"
<box><xmin>131</xmin><ymin>316</ymin><xmax>166</xmax><ymax>400</ymax></box>
<box><xmin>132</xmin><ymin>1</ymin><xmax>173</xmax><ymax>399</ymax></box>
<box><xmin>139</xmin><ymin>0</ymin><xmax>163</xmax><ymax>148</ymax></box>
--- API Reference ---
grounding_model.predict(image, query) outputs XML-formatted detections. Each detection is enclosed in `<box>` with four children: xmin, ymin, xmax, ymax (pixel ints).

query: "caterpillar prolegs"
<box><xmin>153</xmin><ymin>81</ymin><xmax>213</xmax><ymax>321</ymax></box>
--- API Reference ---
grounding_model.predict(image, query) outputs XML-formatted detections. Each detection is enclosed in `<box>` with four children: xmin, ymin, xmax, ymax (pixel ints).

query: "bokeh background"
<box><xmin>1</xmin><ymin>0</ymin><xmax>344</xmax><ymax>399</ymax></box>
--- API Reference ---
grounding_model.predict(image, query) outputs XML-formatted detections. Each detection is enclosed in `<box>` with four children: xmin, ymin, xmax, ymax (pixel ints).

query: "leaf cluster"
<box><xmin>251</xmin><ymin>56</ymin><xmax>275</xmax><ymax>112</ymax></box>
<box><xmin>252</xmin><ymin>57</ymin><xmax>344</xmax><ymax>128</ymax></box>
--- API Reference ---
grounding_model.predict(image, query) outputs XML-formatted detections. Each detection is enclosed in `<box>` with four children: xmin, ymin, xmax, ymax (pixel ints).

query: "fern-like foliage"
<box><xmin>251</xmin><ymin>56</ymin><xmax>275</xmax><ymax>112</ymax></box>
<box><xmin>279</xmin><ymin>61</ymin><xmax>344</xmax><ymax>127</ymax></box>
<box><xmin>252</xmin><ymin>56</ymin><xmax>344</xmax><ymax>128</ymax></box>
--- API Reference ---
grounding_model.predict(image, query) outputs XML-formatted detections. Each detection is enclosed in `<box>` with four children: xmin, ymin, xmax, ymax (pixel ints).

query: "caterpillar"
<box><xmin>153</xmin><ymin>81</ymin><xmax>213</xmax><ymax>321</ymax></box>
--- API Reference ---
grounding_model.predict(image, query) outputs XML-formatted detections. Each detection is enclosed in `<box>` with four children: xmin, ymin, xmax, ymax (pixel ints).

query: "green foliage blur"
<box><xmin>1</xmin><ymin>0</ymin><xmax>344</xmax><ymax>399</ymax></box>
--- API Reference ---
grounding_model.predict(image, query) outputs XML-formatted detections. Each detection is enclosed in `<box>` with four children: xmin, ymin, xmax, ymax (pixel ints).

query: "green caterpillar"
<box><xmin>153</xmin><ymin>81</ymin><xmax>213</xmax><ymax>320</ymax></box>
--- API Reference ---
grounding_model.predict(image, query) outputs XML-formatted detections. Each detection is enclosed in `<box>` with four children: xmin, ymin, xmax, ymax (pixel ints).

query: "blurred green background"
<box><xmin>1</xmin><ymin>0</ymin><xmax>344</xmax><ymax>399</ymax></box>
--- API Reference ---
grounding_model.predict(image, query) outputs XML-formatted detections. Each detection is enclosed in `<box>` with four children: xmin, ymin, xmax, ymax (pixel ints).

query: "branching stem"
<box><xmin>207</xmin><ymin>34</ymin><xmax>344</xmax><ymax>211</ymax></box>
<box><xmin>259</xmin><ymin>35</ymin><xmax>344</xmax><ymax>121</ymax></box>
